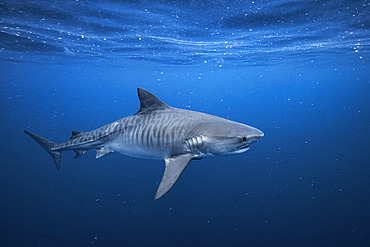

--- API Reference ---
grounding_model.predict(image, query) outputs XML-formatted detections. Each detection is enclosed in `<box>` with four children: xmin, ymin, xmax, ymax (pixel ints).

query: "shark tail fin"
<box><xmin>24</xmin><ymin>129</ymin><xmax>61</xmax><ymax>170</ymax></box>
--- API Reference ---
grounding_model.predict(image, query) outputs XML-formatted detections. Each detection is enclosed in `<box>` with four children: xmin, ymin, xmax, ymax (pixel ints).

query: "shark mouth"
<box><xmin>231</xmin><ymin>144</ymin><xmax>250</xmax><ymax>154</ymax></box>
<box><xmin>239</xmin><ymin>144</ymin><xmax>250</xmax><ymax>150</ymax></box>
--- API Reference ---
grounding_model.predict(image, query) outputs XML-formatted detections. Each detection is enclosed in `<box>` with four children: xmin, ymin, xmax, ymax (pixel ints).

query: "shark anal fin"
<box><xmin>155</xmin><ymin>154</ymin><xmax>193</xmax><ymax>200</ymax></box>
<box><xmin>74</xmin><ymin>150</ymin><xmax>86</xmax><ymax>159</ymax></box>
<box><xmin>96</xmin><ymin>147</ymin><xmax>113</xmax><ymax>159</ymax></box>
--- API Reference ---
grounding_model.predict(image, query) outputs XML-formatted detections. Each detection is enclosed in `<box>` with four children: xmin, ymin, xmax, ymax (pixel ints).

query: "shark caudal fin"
<box><xmin>24</xmin><ymin>129</ymin><xmax>61</xmax><ymax>170</ymax></box>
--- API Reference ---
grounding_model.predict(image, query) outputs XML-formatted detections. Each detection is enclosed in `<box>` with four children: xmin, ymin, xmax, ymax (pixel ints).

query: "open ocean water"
<box><xmin>1</xmin><ymin>0</ymin><xmax>369</xmax><ymax>246</ymax></box>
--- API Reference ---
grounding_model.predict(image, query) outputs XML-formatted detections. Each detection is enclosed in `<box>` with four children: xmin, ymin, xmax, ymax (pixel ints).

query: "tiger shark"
<box><xmin>24</xmin><ymin>88</ymin><xmax>264</xmax><ymax>199</ymax></box>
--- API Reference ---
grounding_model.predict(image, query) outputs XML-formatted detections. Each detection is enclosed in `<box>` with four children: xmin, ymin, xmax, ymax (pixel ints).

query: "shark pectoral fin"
<box><xmin>95</xmin><ymin>147</ymin><xmax>113</xmax><ymax>159</ymax></box>
<box><xmin>155</xmin><ymin>154</ymin><xmax>194</xmax><ymax>200</ymax></box>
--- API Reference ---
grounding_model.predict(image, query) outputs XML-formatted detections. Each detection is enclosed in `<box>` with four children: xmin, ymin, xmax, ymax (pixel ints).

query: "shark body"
<box><xmin>24</xmin><ymin>88</ymin><xmax>264</xmax><ymax>199</ymax></box>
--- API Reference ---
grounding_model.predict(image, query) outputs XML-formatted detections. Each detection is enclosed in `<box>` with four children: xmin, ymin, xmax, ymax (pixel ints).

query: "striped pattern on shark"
<box><xmin>24</xmin><ymin>88</ymin><xmax>264</xmax><ymax>199</ymax></box>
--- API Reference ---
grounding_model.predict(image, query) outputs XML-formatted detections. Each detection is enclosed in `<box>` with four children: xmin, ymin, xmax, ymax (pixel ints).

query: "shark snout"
<box><xmin>247</xmin><ymin>130</ymin><xmax>264</xmax><ymax>142</ymax></box>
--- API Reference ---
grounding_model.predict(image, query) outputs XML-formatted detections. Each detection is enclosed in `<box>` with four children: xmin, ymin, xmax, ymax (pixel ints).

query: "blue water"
<box><xmin>1</xmin><ymin>0</ymin><xmax>369</xmax><ymax>246</ymax></box>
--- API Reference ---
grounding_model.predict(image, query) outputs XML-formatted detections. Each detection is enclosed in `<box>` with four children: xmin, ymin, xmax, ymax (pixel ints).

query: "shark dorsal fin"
<box><xmin>137</xmin><ymin>88</ymin><xmax>169</xmax><ymax>113</ymax></box>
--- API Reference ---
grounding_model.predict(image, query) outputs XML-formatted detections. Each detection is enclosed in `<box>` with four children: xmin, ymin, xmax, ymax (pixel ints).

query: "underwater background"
<box><xmin>1</xmin><ymin>0</ymin><xmax>369</xmax><ymax>246</ymax></box>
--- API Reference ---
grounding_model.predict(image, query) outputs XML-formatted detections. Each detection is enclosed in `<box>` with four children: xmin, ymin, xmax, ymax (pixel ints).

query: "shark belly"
<box><xmin>107</xmin><ymin>139</ymin><xmax>166</xmax><ymax>159</ymax></box>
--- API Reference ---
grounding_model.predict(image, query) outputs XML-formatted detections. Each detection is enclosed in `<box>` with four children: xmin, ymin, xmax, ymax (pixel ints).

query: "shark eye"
<box><xmin>242</xmin><ymin>137</ymin><xmax>247</xmax><ymax>141</ymax></box>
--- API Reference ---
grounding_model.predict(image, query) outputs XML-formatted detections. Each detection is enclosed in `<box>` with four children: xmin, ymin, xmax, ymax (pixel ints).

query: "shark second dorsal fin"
<box><xmin>70</xmin><ymin>131</ymin><xmax>85</xmax><ymax>140</ymax></box>
<box><xmin>137</xmin><ymin>88</ymin><xmax>169</xmax><ymax>113</ymax></box>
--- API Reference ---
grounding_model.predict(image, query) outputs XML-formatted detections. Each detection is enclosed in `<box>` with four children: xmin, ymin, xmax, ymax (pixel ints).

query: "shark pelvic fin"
<box><xmin>24</xmin><ymin>129</ymin><xmax>61</xmax><ymax>170</ymax></box>
<box><xmin>136</xmin><ymin>88</ymin><xmax>169</xmax><ymax>113</ymax></box>
<box><xmin>96</xmin><ymin>147</ymin><xmax>113</xmax><ymax>159</ymax></box>
<box><xmin>155</xmin><ymin>154</ymin><xmax>193</xmax><ymax>200</ymax></box>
